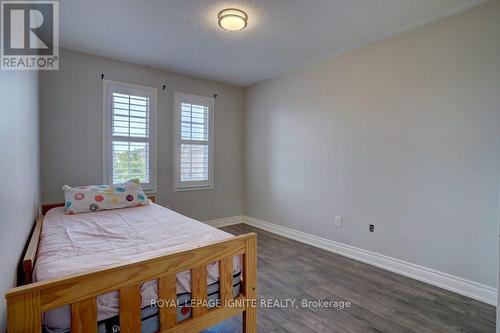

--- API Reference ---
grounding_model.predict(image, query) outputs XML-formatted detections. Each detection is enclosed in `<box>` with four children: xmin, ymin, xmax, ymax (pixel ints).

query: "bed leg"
<box><xmin>6</xmin><ymin>291</ymin><xmax>41</xmax><ymax>333</ymax></box>
<box><xmin>243</xmin><ymin>235</ymin><xmax>257</xmax><ymax>333</ymax></box>
<box><xmin>243</xmin><ymin>308</ymin><xmax>257</xmax><ymax>333</ymax></box>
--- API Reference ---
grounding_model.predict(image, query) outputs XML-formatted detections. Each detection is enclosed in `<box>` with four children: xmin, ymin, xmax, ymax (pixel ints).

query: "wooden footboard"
<box><xmin>5</xmin><ymin>232</ymin><xmax>257</xmax><ymax>333</ymax></box>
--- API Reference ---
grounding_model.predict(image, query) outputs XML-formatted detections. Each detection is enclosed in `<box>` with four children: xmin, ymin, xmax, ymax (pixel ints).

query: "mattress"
<box><xmin>34</xmin><ymin>203</ymin><xmax>242</xmax><ymax>332</ymax></box>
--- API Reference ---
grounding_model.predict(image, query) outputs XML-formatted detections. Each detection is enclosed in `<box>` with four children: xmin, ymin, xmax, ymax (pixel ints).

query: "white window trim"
<box><xmin>173</xmin><ymin>92</ymin><xmax>214</xmax><ymax>191</ymax></box>
<box><xmin>102</xmin><ymin>79</ymin><xmax>158</xmax><ymax>193</ymax></box>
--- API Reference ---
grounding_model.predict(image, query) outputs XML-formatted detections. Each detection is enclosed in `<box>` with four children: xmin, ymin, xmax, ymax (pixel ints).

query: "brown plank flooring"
<box><xmin>204</xmin><ymin>224</ymin><xmax>495</xmax><ymax>333</ymax></box>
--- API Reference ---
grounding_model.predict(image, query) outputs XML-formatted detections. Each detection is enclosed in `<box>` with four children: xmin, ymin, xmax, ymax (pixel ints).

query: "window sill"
<box><xmin>173</xmin><ymin>185</ymin><xmax>214</xmax><ymax>192</ymax></box>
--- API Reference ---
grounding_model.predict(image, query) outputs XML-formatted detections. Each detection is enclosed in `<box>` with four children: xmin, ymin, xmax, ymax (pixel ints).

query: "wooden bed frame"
<box><xmin>5</xmin><ymin>198</ymin><xmax>257</xmax><ymax>333</ymax></box>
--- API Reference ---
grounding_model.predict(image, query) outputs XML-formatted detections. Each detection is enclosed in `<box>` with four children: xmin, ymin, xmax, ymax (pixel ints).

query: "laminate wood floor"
<box><xmin>204</xmin><ymin>224</ymin><xmax>495</xmax><ymax>333</ymax></box>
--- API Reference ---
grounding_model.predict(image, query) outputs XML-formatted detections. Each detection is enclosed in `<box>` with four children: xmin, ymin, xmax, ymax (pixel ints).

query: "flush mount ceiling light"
<box><xmin>218</xmin><ymin>8</ymin><xmax>248</xmax><ymax>31</ymax></box>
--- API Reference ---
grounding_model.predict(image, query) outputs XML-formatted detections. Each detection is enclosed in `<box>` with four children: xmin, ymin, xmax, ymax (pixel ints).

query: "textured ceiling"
<box><xmin>59</xmin><ymin>0</ymin><xmax>485</xmax><ymax>86</ymax></box>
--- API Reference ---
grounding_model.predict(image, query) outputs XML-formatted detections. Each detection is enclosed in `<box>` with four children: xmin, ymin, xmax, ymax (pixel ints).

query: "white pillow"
<box><xmin>62</xmin><ymin>180</ymin><xmax>149</xmax><ymax>214</ymax></box>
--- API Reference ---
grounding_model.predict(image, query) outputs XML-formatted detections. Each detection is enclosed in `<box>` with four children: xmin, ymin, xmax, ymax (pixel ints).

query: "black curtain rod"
<box><xmin>100</xmin><ymin>74</ymin><xmax>217</xmax><ymax>97</ymax></box>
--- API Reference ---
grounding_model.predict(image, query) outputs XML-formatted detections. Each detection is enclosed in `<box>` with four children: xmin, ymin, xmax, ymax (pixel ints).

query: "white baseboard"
<box><xmin>243</xmin><ymin>216</ymin><xmax>497</xmax><ymax>306</ymax></box>
<box><xmin>204</xmin><ymin>215</ymin><xmax>245</xmax><ymax>228</ymax></box>
<box><xmin>204</xmin><ymin>215</ymin><xmax>497</xmax><ymax>305</ymax></box>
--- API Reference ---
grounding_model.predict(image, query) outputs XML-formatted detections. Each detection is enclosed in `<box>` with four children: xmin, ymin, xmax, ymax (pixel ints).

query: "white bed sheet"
<box><xmin>34</xmin><ymin>203</ymin><xmax>241</xmax><ymax>332</ymax></box>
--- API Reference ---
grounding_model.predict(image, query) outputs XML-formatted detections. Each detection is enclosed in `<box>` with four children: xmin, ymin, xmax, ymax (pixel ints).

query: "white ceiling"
<box><xmin>60</xmin><ymin>0</ymin><xmax>484</xmax><ymax>87</ymax></box>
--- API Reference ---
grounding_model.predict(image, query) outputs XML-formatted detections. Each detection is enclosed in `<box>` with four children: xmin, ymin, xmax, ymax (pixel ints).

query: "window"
<box><xmin>103</xmin><ymin>80</ymin><xmax>157</xmax><ymax>192</ymax></box>
<box><xmin>174</xmin><ymin>92</ymin><xmax>214</xmax><ymax>190</ymax></box>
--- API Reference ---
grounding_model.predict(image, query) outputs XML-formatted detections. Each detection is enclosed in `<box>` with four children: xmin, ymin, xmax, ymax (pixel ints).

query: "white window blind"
<box><xmin>174</xmin><ymin>92</ymin><xmax>214</xmax><ymax>190</ymax></box>
<box><xmin>103</xmin><ymin>80</ymin><xmax>157</xmax><ymax>192</ymax></box>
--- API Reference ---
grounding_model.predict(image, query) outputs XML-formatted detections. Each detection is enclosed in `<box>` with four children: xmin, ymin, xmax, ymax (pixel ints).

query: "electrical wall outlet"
<box><xmin>335</xmin><ymin>216</ymin><xmax>342</xmax><ymax>227</ymax></box>
<box><xmin>369</xmin><ymin>224</ymin><xmax>375</xmax><ymax>232</ymax></box>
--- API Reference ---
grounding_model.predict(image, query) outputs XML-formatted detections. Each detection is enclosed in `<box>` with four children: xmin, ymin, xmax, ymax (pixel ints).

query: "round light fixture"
<box><xmin>218</xmin><ymin>8</ymin><xmax>248</xmax><ymax>31</ymax></box>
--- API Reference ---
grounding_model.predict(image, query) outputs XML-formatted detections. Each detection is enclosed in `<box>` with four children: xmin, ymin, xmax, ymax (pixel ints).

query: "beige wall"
<box><xmin>40</xmin><ymin>49</ymin><xmax>244</xmax><ymax>221</ymax></box>
<box><xmin>245</xmin><ymin>0</ymin><xmax>500</xmax><ymax>287</ymax></box>
<box><xmin>0</xmin><ymin>71</ymin><xmax>40</xmax><ymax>332</ymax></box>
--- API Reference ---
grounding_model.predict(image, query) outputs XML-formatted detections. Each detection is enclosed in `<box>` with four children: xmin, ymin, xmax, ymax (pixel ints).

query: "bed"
<box><xmin>5</xmin><ymin>198</ymin><xmax>257</xmax><ymax>333</ymax></box>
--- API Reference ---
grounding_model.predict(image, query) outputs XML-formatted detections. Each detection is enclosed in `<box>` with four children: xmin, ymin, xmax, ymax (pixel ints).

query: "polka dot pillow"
<box><xmin>62</xmin><ymin>180</ymin><xmax>150</xmax><ymax>214</ymax></box>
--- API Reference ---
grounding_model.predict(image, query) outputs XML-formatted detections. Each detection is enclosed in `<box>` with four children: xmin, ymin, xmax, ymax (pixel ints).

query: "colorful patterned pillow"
<box><xmin>62</xmin><ymin>180</ymin><xmax>150</xmax><ymax>214</ymax></box>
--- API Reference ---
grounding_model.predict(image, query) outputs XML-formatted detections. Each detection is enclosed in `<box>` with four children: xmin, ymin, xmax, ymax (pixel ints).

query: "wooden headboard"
<box><xmin>23</xmin><ymin>195</ymin><xmax>156</xmax><ymax>284</ymax></box>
